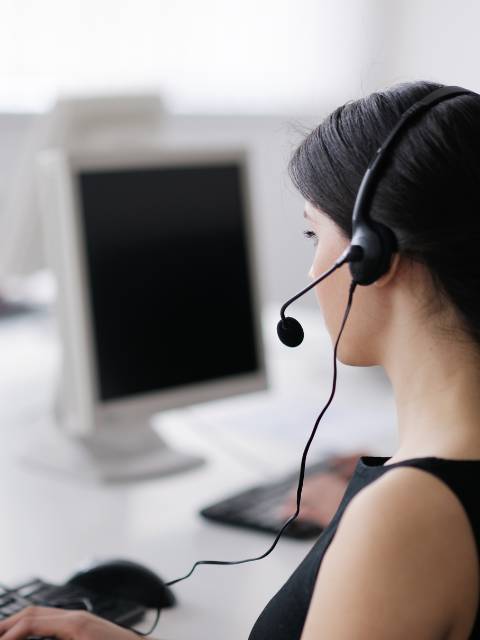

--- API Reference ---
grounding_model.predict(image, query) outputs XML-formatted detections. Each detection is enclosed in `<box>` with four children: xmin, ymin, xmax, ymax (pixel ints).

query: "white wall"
<box><xmin>0</xmin><ymin>0</ymin><xmax>388</xmax><ymax>114</ymax></box>
<box><xmin>365</xmin><ymin>0</ymin><xmax>480</xmax><ymax>93</ymax></box>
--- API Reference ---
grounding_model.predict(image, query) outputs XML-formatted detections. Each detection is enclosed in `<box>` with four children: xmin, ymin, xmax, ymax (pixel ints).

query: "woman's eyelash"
<box><xmin>303</xmin><ymin>229</ymin><xmax>318</xmax><ymax>246</ymax></box>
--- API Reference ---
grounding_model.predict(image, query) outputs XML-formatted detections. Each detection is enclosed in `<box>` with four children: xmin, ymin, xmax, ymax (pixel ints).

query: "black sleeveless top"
<box><xmin>249</xmin><ymin>455</ymin><xmax>480</xmax><ymax>639</ymax></box>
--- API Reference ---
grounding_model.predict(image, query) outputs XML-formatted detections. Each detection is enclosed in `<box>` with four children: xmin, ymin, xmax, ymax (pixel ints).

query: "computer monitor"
<box><xmin>34</xmin><ymin>147</ymin><xmax>267</xmax><ymax>481</ymax></box>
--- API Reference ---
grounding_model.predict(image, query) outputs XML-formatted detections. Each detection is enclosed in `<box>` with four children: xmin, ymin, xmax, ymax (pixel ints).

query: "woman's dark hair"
<box><xmin>288</xmin><ymin>80</ymin><xmax>480</xmax><ymax>347</ymax></box>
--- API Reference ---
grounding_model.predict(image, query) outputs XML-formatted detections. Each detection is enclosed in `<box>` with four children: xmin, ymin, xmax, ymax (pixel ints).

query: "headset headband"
<box><xmin>349</xmin><ymin>84</ymin><xmax>477</xmax><ymax>285</ymax></box>
<box><xmin>352</xmin><ymin>85</ymin><xmax>475</xmax><ymax>230</ymax></box>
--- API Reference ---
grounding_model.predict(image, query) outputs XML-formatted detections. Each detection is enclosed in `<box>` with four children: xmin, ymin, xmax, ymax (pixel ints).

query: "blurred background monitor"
<box><xmin>0</xmin><ymin>93</ymin><xmax>313</xmax><ymax>314</ymax></box>
<box><xmin>0</xmin><ymin>93</ymin><xmax>167</xmax><ymax>313</ymax></box>
<box><xmin>33</xmin><ymin>146</ymin><xmax>266</xmax><ymax>481</ymax></box>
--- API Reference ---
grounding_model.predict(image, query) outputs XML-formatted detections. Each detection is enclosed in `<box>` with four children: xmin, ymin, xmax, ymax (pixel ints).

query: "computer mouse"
<box><xmin>66</xmin><ymin>558</ymin><xmax>176</xmax><ymax>610</ymax></box>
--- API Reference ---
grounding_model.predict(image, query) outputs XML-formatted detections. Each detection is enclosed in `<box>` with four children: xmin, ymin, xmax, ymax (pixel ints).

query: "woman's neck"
<box><xmin>383</xmin><ymin>319</ymin><xmax>480</xmax><ymax>463</ymax></box>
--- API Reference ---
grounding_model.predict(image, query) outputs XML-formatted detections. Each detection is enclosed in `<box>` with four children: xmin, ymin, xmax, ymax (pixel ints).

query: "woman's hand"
<box><xmin>328</xmin><ymin>452</ymin><xmax>365</xmax><ymax>479</ymax></box>
<box><xmin>0</xmin><ymin>606</ymin><xmax>144</xmax><ymax>640</ymax></box>
<box><xmin>280</xmin><ymin>453</ymin><xmax>365</xmax><ymax>527</ymax></box>
<box><xmin>280</xmin><ymin>471</ymin><xmax>349</xmax><ymax>526</ymax></box>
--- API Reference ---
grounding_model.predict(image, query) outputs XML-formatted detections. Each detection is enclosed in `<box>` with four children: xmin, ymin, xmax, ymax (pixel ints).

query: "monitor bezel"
<box><xmin>62</xmin><ymin>146</ymin><xmax>267</xmax><ymax>429</ymax></box>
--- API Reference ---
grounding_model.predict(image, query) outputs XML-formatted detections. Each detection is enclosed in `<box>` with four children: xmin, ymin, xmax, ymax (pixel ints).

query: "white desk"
<box><xmin>0</xmin><ymin>306</ymin><xmax>397</xmax><ymax>639</ymax></box>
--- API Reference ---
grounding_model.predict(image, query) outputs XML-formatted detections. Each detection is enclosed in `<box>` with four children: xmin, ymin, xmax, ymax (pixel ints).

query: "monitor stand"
<box><xmin>20</xmin><ymin>415</ymin><xmax>205</xmax><ymax>483</ymax></box>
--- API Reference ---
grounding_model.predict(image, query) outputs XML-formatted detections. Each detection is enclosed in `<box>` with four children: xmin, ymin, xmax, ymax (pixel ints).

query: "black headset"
<box><xmin>277</xmin><ymin>84</ymin><xmax>476</xmax><ymax>348</ymax></box>
<box><xmin>158</xmin><ymin>85</ymin><xmax>477</xmax><ymax>617</ymax></box>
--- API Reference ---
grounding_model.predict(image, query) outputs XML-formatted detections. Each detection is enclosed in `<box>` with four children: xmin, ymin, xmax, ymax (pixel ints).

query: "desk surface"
<box><xmin>0</xmin><ymin>306</ymin><xmax>396</xmax><ymax>639</ymax></box>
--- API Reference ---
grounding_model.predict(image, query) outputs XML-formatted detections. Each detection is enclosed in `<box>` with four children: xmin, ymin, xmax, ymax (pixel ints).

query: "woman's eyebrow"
<box><xmin>303</xmin><ymin>210</ymin><xmax>313</xmax><ymax>221</ymax></box>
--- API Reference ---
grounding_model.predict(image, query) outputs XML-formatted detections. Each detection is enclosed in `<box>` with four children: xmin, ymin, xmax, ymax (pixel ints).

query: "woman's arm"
<box><xmin>300</xmin><ymin>466</ymin><xmax>478</xmax><ymax>639</ymax></box>
<box><xmin>0</xmin><ymin>606</ymin><xmax>159</xmax><ymax>640</ymax></box>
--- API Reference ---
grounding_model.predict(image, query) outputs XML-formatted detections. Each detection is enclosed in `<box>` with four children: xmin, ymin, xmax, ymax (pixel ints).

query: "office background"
<box><xmin>1</xmin><ymin>0</ymin><xmax>480</xmax><ymax>307</ymax></box>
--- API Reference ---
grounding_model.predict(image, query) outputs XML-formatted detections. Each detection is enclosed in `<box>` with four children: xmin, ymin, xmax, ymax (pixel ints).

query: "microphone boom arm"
<box><xmin>280</xmin><ymin>246</ymin><xmax>361</xmax><ymax>321</ymax></box>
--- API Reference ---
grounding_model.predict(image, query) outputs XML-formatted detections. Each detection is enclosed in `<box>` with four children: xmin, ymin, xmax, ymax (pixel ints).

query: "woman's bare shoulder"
<box><xmin>300</xmin><ymin>465</ymin><xmax>479</xmax><ymax>640</ymax></box>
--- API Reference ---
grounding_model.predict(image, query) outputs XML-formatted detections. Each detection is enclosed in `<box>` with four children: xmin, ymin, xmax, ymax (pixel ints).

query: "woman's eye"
<box><xmin>303</xmin><ymin>229</ymin><xmax>318</xmax><ymax>247</ymax></box>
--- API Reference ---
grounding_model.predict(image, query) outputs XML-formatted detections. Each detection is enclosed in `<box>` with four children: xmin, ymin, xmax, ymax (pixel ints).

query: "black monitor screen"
<box><xmin>77</xmin><ymin>162</ymin><xmax>259</xmax><ymax>402</ymax></box>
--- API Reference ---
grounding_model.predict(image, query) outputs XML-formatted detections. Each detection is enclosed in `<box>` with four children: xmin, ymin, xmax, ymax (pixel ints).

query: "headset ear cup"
<box><xmin>349</xmin><ymin>221</ymin><xmax>397</xmax><ymax>285</ymax></box>
<box><xmin>371</xmin><ymin>220</ymin><xmax>398</xmax><ymax>279</ymax></box>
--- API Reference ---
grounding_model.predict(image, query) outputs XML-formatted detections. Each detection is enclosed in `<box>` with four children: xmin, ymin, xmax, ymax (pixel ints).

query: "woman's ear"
<box><xmin>373</xmin><ymin>252</ymin><xmax>401</xmax><ymax>288</ymax></box>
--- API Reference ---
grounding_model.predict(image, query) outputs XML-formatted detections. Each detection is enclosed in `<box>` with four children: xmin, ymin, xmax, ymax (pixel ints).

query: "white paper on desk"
<box><xmin>183</xmin><ymin>385</ymin><xmax>397</xmax><ymax>476</ymax></box>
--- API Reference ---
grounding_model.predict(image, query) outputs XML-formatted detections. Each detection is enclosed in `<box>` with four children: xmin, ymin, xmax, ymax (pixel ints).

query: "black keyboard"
<box><xmin>200</xmin><ymin>458</ymin><xmax>333</xmax><ymax>539</ymax></box>
<box><xmin>0</xmin><ymin>577</ymin><xmax>147</xmax><ymax>637</ymax></box>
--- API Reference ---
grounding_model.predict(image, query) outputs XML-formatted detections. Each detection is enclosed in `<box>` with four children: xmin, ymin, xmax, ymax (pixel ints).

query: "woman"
<box><xmin>2</xmin><ymin>79</ymin><xmax>480</xmax><ymax>639</ymax></box>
